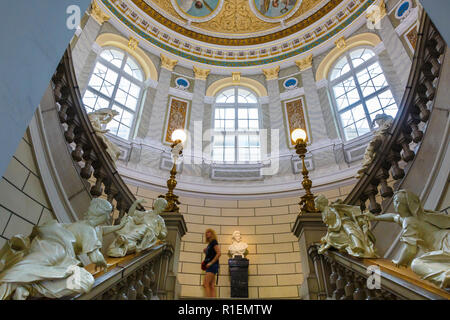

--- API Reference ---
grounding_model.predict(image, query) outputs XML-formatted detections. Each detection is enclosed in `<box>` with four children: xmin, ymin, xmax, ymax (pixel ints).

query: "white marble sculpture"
<box><xmin>107</xmin><ymin>198</ymin><xmax>168</xmax><ymax>258</ymax></box>
<box><xmin>88</xmin><ymin>108</ymin><xmax>121</xmax><ymax>163</ymax></box>
<box><xmin>228</xmin><ymin>231</ymin><xmax>248</xmax><ymax>258</ymax></box>
<box><xmin>356</xmin><ymin>114</ymin><xmax>394</xmax><ymax>179</ymax></box>
<box><xmin>316</xmin><ymin>195</ymin><xmax>378</xmax><ymax>258</ymax></box>
<box><xmin>365</xmin><ymin>190</ymin><xmax>450</xmax><ymax>289</ymax></box>
<box><xmin>0</xmin><ymin>198</ymin><xmax>126</xmax><ymax>300</ymax></box>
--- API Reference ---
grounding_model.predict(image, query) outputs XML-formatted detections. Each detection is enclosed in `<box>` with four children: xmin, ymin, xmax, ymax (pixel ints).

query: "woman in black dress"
<box><xmin>203</xmin><ymin>228</ymin><xmax>221</xmax><ymax>297</ymax></box>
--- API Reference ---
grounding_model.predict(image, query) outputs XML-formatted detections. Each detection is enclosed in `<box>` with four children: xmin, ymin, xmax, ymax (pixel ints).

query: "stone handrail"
<box><xmin>344</xmin><ymin>13</ymin><xmax>446</xmax><ymax>212</ymax></box>
<box><xmin>308</xmin><ymin>244</ymin><xmax>449</xmax><ymax>300</ymax></box>
<box><xmin>51</xmin><ymin>47</ymin><xmax>143</xmax><ymax>220</ymax></box>
<box><xmin>72</xmin><ymin>243</ymin><xmax>174</xmax><ymax>300</ymax></box>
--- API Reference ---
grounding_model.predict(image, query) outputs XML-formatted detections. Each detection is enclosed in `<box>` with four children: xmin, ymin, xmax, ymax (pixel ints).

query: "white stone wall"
<box><xmin>0</xmin><ymin>131</ymin><xmax>55</xmax><ymax>248</ymax></box>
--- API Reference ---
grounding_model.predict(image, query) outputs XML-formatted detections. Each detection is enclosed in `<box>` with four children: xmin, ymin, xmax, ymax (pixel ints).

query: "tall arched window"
<box><xmin>329</xmin><ymin>47</ymin><xmax>398</xmax><ymax>141</ymax></box>
<box><xmin>82</xmin><ymin>48</ymin><xmax>144</xmax><ymax>139</ymax></box>
<box><xmin>212</xmin><ymin>87</ymin><xmax>261</xmax><ymax>163</ymax></box>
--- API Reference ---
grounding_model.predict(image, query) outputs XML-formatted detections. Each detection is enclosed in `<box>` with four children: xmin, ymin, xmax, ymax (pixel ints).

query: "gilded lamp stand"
<box><xmin>161</xmin><ymin>129</ymin><xmax>186</xmax><ymax>213</ymax></box>
<box><xmin>291</xmin><ymin>129</ymin><xmax>319</xmax><ymax>214</ymax></box>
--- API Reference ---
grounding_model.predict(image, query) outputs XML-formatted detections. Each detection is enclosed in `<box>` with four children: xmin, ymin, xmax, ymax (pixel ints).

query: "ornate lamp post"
<box><xmin>162</xmin><ymin>129</ymin><xmax>186</xmax><ymax>213</ymax></box>
<box><xmin>291</xmin><ymin>128</ymin><xmax>319</xmax><ymax>214</ymax></box>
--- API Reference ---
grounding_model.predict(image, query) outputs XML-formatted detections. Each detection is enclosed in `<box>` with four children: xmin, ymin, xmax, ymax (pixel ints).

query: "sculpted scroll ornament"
<box><xmin>356</xmin><ymin>114</ymin><xmax>394</xmax><ymax>179</ymax></box>
<box><xmin>88</xmin><ymin>108</ymin><xmax>122</xmax><ymax>163</ymax></box>
<box><xmin>0</xmin><ymin>199</ymin><xmax>126</xmax><ymax>300</ymax></box>
<box><xmin>365</xmin><ymin>190</ymin><xmax>450</xmax><ymax>289</ymax></box>
<box><xmin>228</xmin><ymin>231</ymin><xmax>248</xmax><ymax>258</ymax></box>
<box><xmin>316</xmin><ymin>195</ymin><xmax>378</xmax><ymax>258</ymax></box>
<box><xmin>107</xmin><ymin>198</ymin><xmax>169</xmax><ymax>258</ymax></box>
<box><xmin>295</xmin><ymin>54</ymin><xmax>313</xmax><ymax>71</ymax></box>
<box><xmin>262</xmin><ymin>66</ymin><xmax>280</xmax><ymax>80</ymax></box>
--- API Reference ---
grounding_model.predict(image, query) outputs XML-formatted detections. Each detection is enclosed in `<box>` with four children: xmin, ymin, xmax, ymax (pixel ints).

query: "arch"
<box><xmin>315</xmin><ymin>33</ymin><xmax>382</xmax><ymax>82</ymax></box>
<box><xmin>206</xmin><ymin>77</ymin><xmax>268</xmax><ymax>98</ymax></box>
<box><xmin>95</xmin><ymin>33</ymin><xmax>158</xmax><ymax>81</ymax></box>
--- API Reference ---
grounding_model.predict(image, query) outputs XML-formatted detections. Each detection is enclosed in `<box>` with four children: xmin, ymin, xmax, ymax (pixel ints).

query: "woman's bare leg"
<box><xmin>205</xmin><ymin>273</ymin><xmax>215</xmax><ymax>297</ymax></box>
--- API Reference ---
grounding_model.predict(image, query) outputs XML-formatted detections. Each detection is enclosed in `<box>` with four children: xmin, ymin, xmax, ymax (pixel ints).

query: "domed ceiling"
<box><xmin>100</xmin><ymin>0</ymin><xmax>376</xmax><ymax>69</ymax></box>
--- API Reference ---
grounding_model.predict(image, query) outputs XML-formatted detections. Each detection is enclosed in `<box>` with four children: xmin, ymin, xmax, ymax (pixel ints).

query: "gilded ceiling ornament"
<box><xmin>262</xmin><ymin>66</ymin><xmax>280</xmax><ymax>80</ymax></box>
<box><xmin>194</xmin><ymin>0</ymin><xmax>276</xmax><ymax>34</ymax></box>
<box><xmin>90</xmin><ymin>1</ymin><xmax>110</xmax><ymax>25</ymax></box>
<box><xmin>160</xmin><ymin>54</ymin><xmax>178</xmax><ymax>71</ymax></box>
<box><xmin>366</xmin><ymin>0</ymin><xmax>387</xmax><ymax>25</ymax></box>
<box><xmin>334</xmin><ymin>36</ymin><xmax>347</xmax><ymax>49</ymax></box>
<box><xmin>295</xmin><ymin>54</ymin><xmax>313</xmax><ymax>71</ymax></box>
<box><xmin>128</xmin><ymin>37</ymin><xmax>139</xmax><ymax>50</ymax></box>
<box><xmin>193</xmin><ymin>65</ymin><xmax>211</xmax><ymax>80</ymax></box>
<box><xmin>232</xmin><ymin>72</ymin><xmax>241</xmax><ymax>83</ymax></box>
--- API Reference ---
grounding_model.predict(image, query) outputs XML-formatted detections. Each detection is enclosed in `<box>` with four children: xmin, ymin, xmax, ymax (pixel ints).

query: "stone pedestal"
<box><xmin>160</xmin><ymin>212</ymin><xmax>187</xmax><ymax>299</ymax></box>
<box><xmin>292</xmin><ymin>213</ymin><xmax>327</xmax><ymax>300</ymax></box>
<box><xmin>228</xmin><ymin>256</ymin><xmax>249</xmax><ymax>298</ymax></box>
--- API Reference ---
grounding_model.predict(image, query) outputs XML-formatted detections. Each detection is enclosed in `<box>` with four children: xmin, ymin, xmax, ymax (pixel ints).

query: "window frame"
<box><xmin>211</xmin><ymin>86</ymin><xmax>262</xmax><ymax>164</ymax></box>
<box><xmin>328</xmin><ymin>46</ymin><xmax>398</xmax><ymax>141</ymax></box>
<box><xmin>82</xmin><ymin>46</ymin><xmax>145</xmax><ymax>140</ymax></box>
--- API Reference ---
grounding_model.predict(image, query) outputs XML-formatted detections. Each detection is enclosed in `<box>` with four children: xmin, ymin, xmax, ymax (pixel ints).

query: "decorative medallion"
<box><xmin>171</xmin><ymin>0</ymin><xmax>224</xmax><ymax>22</ymax></box>
<box><xmin>175</xmin><ymin>77</ymin><xmax>190</xmax><ymax>90</ymax></box>
<box><xmin>250</xmin><ymin>0</ymin><xmax>302</xmax><ymax>22</ymax></box>
<box><xmin>283</xmin><ymin>77</ymin><xmax>298</xmax><ymax>90</ymax></box>
<box><xmin>395</xmin><ymin>0</ymin><xmax>411</xmax><ymax>20</ymax></box>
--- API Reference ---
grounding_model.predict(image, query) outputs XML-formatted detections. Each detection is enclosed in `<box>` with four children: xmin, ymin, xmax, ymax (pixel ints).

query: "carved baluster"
<box><xmin>52</xmin><ymin>63</ymin><xmax>65</xmax><ymax>99</ymax></box>
<box><xmin>127</xmin><ymin>274</ymin><xmax>138</xmax><ymax>300</ymax></box>
<box><xmin>359</xmin><ymin>194</ymin><xmax>368</xmax><ymax>212</ymax></box>
<box><xmin>341</xmin><ymin>270</ymin><xmax>354</xmax><ymax>300</ymax></box>
<box><xmin>375</xmin><ymin>168</ymin><xmax>393</xmax><ymax>199</ymax></box>
<box><xmin>91</xmin><ymin>166</ymin><xmax>106</xmax><ymax>197</ymax></box>
<box><xmin>387</xmin><ymin>149</ymin><xmax>404</xmax><ymax>180</ymax></box>
<box><xmin>364</xmin><ymin>184</ymin><xmax>381</xmax><ymax>214</ymax></box>
<box><xmin>332</xmin><ymin>266</ymin><xmax>345</xmax><ymax>300</ymax></box>
<box><xmin>64</xmin><ymin>106</ymin><xmax>77</xmax><ymax>144</ymax></box>
<box><xmin>415</xmin><ymin>98</ymin><xmax>431</xmax><ymax>122</ymax></box>
<box><xmin>353</xmin><ymin>276</ymin><xmax>366</xmax><ymax>300</ymax></box>
<box><xmin>143</xmin><ymin>264</ymin><xmax>154</xmax><ymax>300</ymax></box>
<box><xmin>397</xmin><ymin>132</ymin><xmax>415</xmax><ymax>162</ymax></box>
<box><xmin>407</xmin><ymin>113</ymin><xmax>424</xmax><ymax>143</ymax></box>
<box><xmin>117</xmin><ymin>280</ymin><xmax>129</xmax><ymax>300</ymax></box>
<box><xmin>329</xmin><ymin>262</ymin><xmax>338</xmax><ymax>298</ymax></box>
<box><xmin>136</xmin><ymin>269</ymin><xmax>148</xmax><ymax>300</ymax></box>
<box><xmin>80</xmin><ymin>149</ymin><xmax>94</xmax><ymax>180</ymax></box>
<box><xmin>57</xmin><ymin>87</ymin><xmax>71</xmax><ymax>123</ymax></box>
<box><xmin>71</xmin><ymin>129</ymin><xmax>85</xmax><ymax>162</ymax></box>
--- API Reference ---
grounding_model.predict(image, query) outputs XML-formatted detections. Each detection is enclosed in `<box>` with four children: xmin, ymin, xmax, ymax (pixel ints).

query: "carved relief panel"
<box><xmin>164</xmin><ymin>97</ymin><xmax>190</xmax><ymax>144</ymax></box>
<box><xmin>283</xmin><ymin>97</ymin><xmax>309</xmax><ymax>146</ymax></box>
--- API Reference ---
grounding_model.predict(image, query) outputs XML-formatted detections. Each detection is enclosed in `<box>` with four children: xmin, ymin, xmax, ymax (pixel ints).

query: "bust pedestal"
<box><xmin>228</xmin><ymin>256</ymin><xmax>249</xmax><ymax>298</ymax></box>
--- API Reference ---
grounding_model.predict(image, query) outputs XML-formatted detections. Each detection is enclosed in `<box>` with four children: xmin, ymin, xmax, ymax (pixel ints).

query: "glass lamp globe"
<box><xmin>171</xmin><ymin>129</ymin><xmax>187</xmax><ymax>143</ymax></box>
<box><xmin>291</xmin><ymin>128</ymin><xmax>307</xmax><ymax>143</ymax></box>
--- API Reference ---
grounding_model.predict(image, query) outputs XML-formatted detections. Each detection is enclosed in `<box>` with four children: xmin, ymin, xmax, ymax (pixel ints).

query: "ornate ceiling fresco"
<box><xmin>99</xmin><ymin>0</ymin><xmax>377</xmax><ymax>68</ymax></box>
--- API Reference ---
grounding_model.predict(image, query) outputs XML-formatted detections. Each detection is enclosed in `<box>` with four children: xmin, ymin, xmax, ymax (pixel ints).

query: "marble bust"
<box><xmin>228</xmin><ymin>231</ymin><xmax>248</xmax><ymax>259</ymax></box>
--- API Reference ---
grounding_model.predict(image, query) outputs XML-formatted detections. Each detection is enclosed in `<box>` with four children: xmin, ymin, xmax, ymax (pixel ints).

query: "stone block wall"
<box><xmin>126</xmin><ymin>182</ymin><xmax>355</xmax><ymax>299</ymax></box>
<box><xmin>0</xmin><ymin>131</ymin><xmax>55</xmax><ymax>248</ymax></box>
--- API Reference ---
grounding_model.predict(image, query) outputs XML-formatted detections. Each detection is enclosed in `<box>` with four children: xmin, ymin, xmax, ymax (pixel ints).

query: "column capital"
<box><xmin>296</xmin><ymin>54</ymin><xmax>313</xmax><ymax>72</ymax></box>
<box><xmin>90</xmin><ymin>1</ymin><xmax>110</xmax><ymax>25</ymax></box>
<box><xmin>193</xmin><ymin>65</ymin><xmax>210</xmax><ymax>80</ymax></box>
<box><xmin>366</xmin><ymin>0</ymin><xmax>387</xmax><ymax>25</ymax></box>
<box><xmin>262</xmin><ymin>66</ymin><xmax>280</xmax><ymax>81</ymax></box>
<box><xmin>160</xmin><ymin>54</ymin><xmax>178</xmax><ymax>71</ymax></box>
<box><xmin>232</xmin><ymin>72</ymin><xmax>241</xmax><ymax>83</ymax></box>
<box><xmin>128</xmin><ymin>36</ymin><xmax>139</xmax><ymax>51</ymax></box>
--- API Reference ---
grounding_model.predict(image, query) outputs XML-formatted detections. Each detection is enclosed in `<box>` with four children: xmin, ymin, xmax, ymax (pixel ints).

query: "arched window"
<box><xmin>329</xmin><ymin>47</ymin><xmax>398</xmax><ymax>141</ymax></box>
<box><xmin>212</xmin><ymin>87</ymin><xmax>261</xmax><ymax>163</ymax></box>
<box><xmin>82</xmin><ymin>48</ymin><xmax>144</xmax><ymax>139</ymax></box>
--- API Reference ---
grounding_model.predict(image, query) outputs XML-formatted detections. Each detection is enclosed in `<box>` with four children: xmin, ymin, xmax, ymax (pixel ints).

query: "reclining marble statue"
<box><xmin>356</xmin><ymin>114</ymin><xmax>393</xmax><ymax>179</ymax></box>
<box><xmin>88</xmin><ymin>108</ymin><xmax>121</xmax><ymax>163</ymax></box>
<box><xmin>0</xmin><ymin>198</ymin><xmax>127</xmax><ymax>300</ymax></box>
<box><xmin>316</xmin><ymin>195</ymin><xmax>378</xmax><ymax>258</ymax></box>
<box><xmin>107</xmin><ymin>198</ymin><xmax>168</xmax><ymax>258</ymax></box>
<box><xmin>364</xmin><ymin>190</ymin><xmax>450</xmax><ymax>289</ymax></box>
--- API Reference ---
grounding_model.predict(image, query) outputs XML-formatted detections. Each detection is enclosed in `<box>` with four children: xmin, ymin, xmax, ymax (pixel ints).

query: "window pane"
<box><xmin>124</xmin><ymin>57</ymin><xmax>143</xmax><ymax>81</ymax></box>
<box><xmin>238</xmin><ymin>120</ymin><xmax>248</xmax><ymax>130</ymax></box>
<box><xmin>112</xmin><ymin>105</ymin><xmax>124</xmax><ymax>119</ymax></box>
<box><xmin>343</xmin><ymin>125</ymin><xmax>358</xmax><ymax>140</ymax></box>
<box><xmin>340</xmin><ymin>110</ymin><xmax>353</xmax><ymax>127</ymax></box>
<box><xmin>350</xmin><ymin>48</ymin><xmax>375</xmax><ymax>68</ymax></box>
<box><xmin>121</xmin><ymin>110</ymin><xmax>133</xmax><ymax>127</ymax></box>
<box><xmin>248</xmin><ymin>109</ymin><xmax>258</xmax><ymax>119</ymax></box>
<box><xmin>238</xmin><ymin>108</ymin><xmax>248</xmax><ymax>119</ymax></box>
<box><xmin>238</xmin><ymin>148</ymin><xmax>249</xmax><ymax>161</ymax></box>
<box><xmin>215</xmin><ymin>120</ymin><xmax>224</xmax><ymax>130</ymax></box>
<box><xmin>117</xmin><ymin>125</ymin><xmax>130</xmax><ymax>139</ymax></box>
<box><xmin>225</xmin><ymin>135</ymin><xmax>235</xmax><ymax>147</ymax></box>
<box><xmin>249</xmin><ymin>120</ymin><xmax>259</xmax><ymax>130</ymax></box>
<box><xmin>129</xmin><ymin>83</ymin><xmax>141</xmax><ymax>98</ymax></box>
<box><xmin>100</xmin><ymin>80</ymin><xmax>115</xmax><ymax>97</ymax></box>
<box><xmin>249</xmin><ymin>135</ymin><xmax>260</xmax><ymax>147</ymax></box>
<box><xmin>106</xmin><ymin>119</ymin><xmax>120</xmax><ymax>135</ymax></box>
<box><xmin>331</xmin><ymin>56</ymin><xmax>350</xmax><ymax>80</ymax></box>
<box><xmin>224</xmin><ymin>148</ymin><xmax>235</xmax><ymax>162</ymax></box>
<box><xmin>225</xmin><ymin>120</ymin><xmax>235</xmax><ymax>130</ymax></box>
<box><xmin>249</xmin><ymin>148</ymin><xmax>260</xmax><ymax>161</ymax></box>
<box><xmin>126</xmin><ymin>96</ymin><xmax>138</xmax><ymax>110</ymax></box>
<box><xmin>238</xmin><ymin>135</ymin><xmax>249</xmax><ymax>147</ymax></box>
<box><xmin>366</xmin><ymin>96</ymin><xmax>382</xmax><ymax>113</ymax></box>
<box><xmin>213</xmin><ymin>148</ymin><xmax>224</xmax><ymax>161</ymax></box>
<box><xmin>225</xmin><ymin>109</ymin><xmax>235</xmax><ymax>119</ymax></box>
<box><xmin>351</xmin><ymin>105</ymin><xmax>366</xmax><ymax>122</ymax></box>
<box><xmin>355</xmin><ymin>119</ymin><xmax>370</xmax><ymax>136</ymax></box>
<box><xmin>100</xmin><ymin>49</ymin><xmax>124</xmax><ymax>68</ymax></box>
<box><xmin>214</xmin><ymin>134</ymin><xmax>224</xmax><ymax>146</ymax></box>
